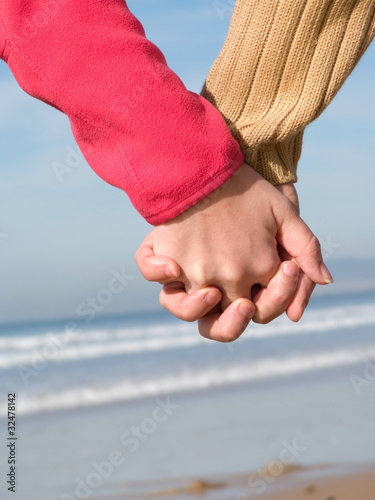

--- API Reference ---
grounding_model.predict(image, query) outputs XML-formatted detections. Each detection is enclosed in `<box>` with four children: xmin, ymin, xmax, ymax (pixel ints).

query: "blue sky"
<box><xmin>0</xmin><ymin>1</ymin><xmax>374</xmax><ymax>325</ymax></box>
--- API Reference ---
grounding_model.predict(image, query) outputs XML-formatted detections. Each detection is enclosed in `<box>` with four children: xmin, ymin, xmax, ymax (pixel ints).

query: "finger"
<box><xmin>286</xmin><ymin>272</ymin><xmax>316</xmax><ymax>322</ymax></box>
<box><xmin>252</xmin><ymin>261</ymin><xmax>299</xmax><ymax>324</ymax></box>
<box><xmin>277</xmin><ymin>245</ymin><xmax>316</xmax><ymax>322</ymax></box>
<box><xmin>135</xmin><ymin>237</ymin><xmax>180</xmax><ymax>284</ymax></box>
<box><xmin>159</xmin><ymin>282</ymin><xmax>222</xmax><ymax>322</ymax></box>
<box><xmin>277</xmin><ymin>208</ymin><xmax>334</xmax><ymax>285</ymax></box>
<box><xmin>218</xmin><ymin>253</ymin><xmax>281</xmax><ymax>312</ymax></box>
<box><xmin>198</xmin><ymin>299</ymin><xmax>255</xmax><ymax>343</ymax></box>
<box><xmin>220</xmin><ymin>287</ymin><xmax>252</xmax><ymax>312</ymax></box>
<box><xmin>275</xmin><ymin>183</ymin><xmax>300</xmax><ymax>212</ymax></box>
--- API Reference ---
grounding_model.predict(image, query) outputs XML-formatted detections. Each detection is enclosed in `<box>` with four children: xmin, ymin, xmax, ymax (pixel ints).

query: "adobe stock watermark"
<box><xmin>61</xmin><ymin>397</ymin><xmax>179</xmax><ymax>500</ymax></box>
<box><xmin>22</xmin><ymin>0</ymin><xmax>61</xmax><ymax>37</ymax></box>
<box><xmin>236</xmin><ymin>439</ymin><xmax>306</xmax><ymax>499</ymax></box>
<box><xmin>118</xmin><ymin>397</ymin><xmax>179</xmax><ymax>453</ymax></box>
<box><xmin>61</xmin><ymin>449</ymin><xmax>125</xmax><ymax>500</ymax></box>
<box><xmin>212</xmin><ymin>0</ymin><xmax>236</xmax><ymax>21</ymax></box>
<box><xmin>52</xmin><ymin>145</ymin><xmax>85</xmax><ymax>183</ymax></box>
<box><xmin>350</xmin><ymin>359</ymin><xmax>375</xmax><ymax>396</ymax></box>
<box><xmin>115</xmin><ymin>63</ymin><xmax>172</xmax><ymax>119</ymax></box>
<box><xmin>320</xmin><ymin>235</ymin><xmax>340</xmax><ymax>261</ymax></box>
<box><xmin>17</xmin><ymin>267</ymin><xmax>134</xmax><ymax>385</ymax></box>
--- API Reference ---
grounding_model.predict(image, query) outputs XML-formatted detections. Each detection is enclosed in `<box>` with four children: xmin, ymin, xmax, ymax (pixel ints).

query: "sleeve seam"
<box><xmin>145</xmin><ymin>149</ymin><xmax>244</xmax><ymax>223</ymax></box>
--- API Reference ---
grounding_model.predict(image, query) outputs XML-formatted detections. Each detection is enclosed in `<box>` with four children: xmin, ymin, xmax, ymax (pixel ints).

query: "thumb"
<box><xmin>135</xmin><ymin>232</ymin><xmax>181</xmax><ymax>284</ymax></box>
<box><xmin>276</xmin><ymin>207</ymin><xmax>333</xmax><ymax>285</ymax></box>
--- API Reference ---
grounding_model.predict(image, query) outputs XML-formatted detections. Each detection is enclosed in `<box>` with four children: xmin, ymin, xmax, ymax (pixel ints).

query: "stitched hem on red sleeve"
<box><xmin>144</xmin><ymin>150</ymin><xmax>244</xmax><ymax>225</ymax></box>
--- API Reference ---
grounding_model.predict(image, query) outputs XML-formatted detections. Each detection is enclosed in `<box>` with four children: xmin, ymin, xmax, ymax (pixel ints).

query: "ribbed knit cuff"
<box><xmin>202</xmin><ymin>0</ymin><xmax>375</xmax><ymax>186</ymax></box>
<box><xmin>234</xmin><ymin>129</ymin><xmax>302</xmax><ymax>185</ymax></box>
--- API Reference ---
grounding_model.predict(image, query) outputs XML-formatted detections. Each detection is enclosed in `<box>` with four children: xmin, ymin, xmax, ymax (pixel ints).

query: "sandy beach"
<box><xmin>100</xmin><ymin>462</ymin><xmax>375</xmax><ymax>499</ymax></box>
<box><xmin>258</xmin><ymin>468</ymin><xmax>375</xmax><ymax>500</ymax></box>
<box><xmin>2</xmin><ymin>291</ymin><xmax>375</xmax><ymax>500</ymax></box>
<box><xmin>240</xmin><ymin>463</ymin><xmax>375</xmax><ymax>500</ymax></box>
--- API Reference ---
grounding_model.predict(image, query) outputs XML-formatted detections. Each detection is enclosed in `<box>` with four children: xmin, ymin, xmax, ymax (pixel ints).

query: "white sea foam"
<box><xmin>0</xmin><ymin>323</ymin><xmax>191</xmax><ymax>350</ymax></box>
<box><xmin>249</xmin><ymin>302</ymin><xmax>375</xmax><ymax>338</ymax></box>
<box><xmin>0</xmin><ymin>334</ymin><xmax>203</xmax><ymax>369</ymax></box>
<box><xmin>3</xmin><ymin>345</ymin><xmax>375</xmax><ymax>417</ymax></box>
<box><xmin>0</xmin><ymin>303</ymin><xmax>374</xmax><ymax>370</ymax></box>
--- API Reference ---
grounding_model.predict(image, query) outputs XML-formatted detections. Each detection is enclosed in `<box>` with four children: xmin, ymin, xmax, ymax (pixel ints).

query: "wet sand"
<box><xmin>248</xmin><ymin>464</ymin><xmax>375</xmax><ymax>500</ymax></box>
<box><xmin>101</xmin><ymin>462</ymin><xmax>375</xmax><ymax>499</ymax></box>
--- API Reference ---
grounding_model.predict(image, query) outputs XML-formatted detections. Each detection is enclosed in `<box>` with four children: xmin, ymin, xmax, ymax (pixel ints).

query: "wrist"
<box><xmin>160</xmin><ymin>163</ymin><xmax>256</xmax><ymax>226</ymax></box>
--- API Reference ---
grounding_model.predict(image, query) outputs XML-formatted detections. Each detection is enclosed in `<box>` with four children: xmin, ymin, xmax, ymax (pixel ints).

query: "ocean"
<box><xmin>0</xmin><ymin>289</ymin><xmax>375</xmax><ymax>499</ymax></box>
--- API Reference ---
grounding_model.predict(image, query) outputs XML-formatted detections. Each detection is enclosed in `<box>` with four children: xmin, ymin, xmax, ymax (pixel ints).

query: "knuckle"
<box><xmin>178</xmin><ymin>309</ymin><xmax>196</xmax><ymax>323</ymax></box>
<box><xmin>253</xmin><ymin>314</ymin><xmax>270</xmax><ymax>325</ymax></box>
<box><xmin>143</xmin><ymin>268</ymin><xmax>160</xmax><ymax>282</ymax></box>
<box><xmin>159</xmin><ymin>291</ymin><xmax>169</xmax><ymax>311</ymax></box>
<box><xmin>208</xmin><ymin>330</ymin><xmax>240</xmax><ymax>343</ymax></box>
<box><xmin>255</xmin><ymin>259</ymin><xmax>278</xmax><ymax>282</ymax></box>
<box><xmin>270</xmin><ymin>287</ymin><xmax>287</xmax><ymax>307</ymax></box>
<box><xmin>189</xmin><ymin>262</ymin><xmax>211</xmax><ymax>289</ymax></box>
<box><xmin>198</xmin><ymin>324</ymin><xmax>212</xmax><ymax>341</ymax></box>
<box><xmin>306</xmin><ymin>234</ymin><xmax>322</xmax><ymax>257</ymax></box>
<box><xmin>180</xmin><ymin>314</ymin><xmax>193</xmax><ymax>322</ymax></box>
<box><xmin>199</xmin><ymin>323</ymin><xmax>213</xmax><ymax>340</ymax></box>
<box><xmin>160</xmin><ymin>290</ymin><xmax>196</xmax><ymax>322</ymax></box>
<box><xmin>198</xmin><ymin>321</ymin><xmax>242</xmax><ymax>343</ymax></box>
<box><xmin>223</xmin><ymin>330</ymin><xmax>243</xmax><ymax>343</ymax></box>
<box><xmin>134</xmin><ymin>250</ymin><xmax>141</xmax><ymax>268</ymax></box>
<box><xmin>256</xmin><ymin>311</ymin><xmax>281</xmax><ymax>324</ymax></box>
<box><xmin>159</xmin><ymin>298</ymin><xmax>195</xmax><ymax>322</ymax></box>
<box><xmin>220</xmin><ymin>266</ymin><xmax>245</xmax><ymax>289</ymax></box>
<box><xmin>253</xmin><ymin>304</ymin><xmax>281</xmax><ymax>324</ymax></box>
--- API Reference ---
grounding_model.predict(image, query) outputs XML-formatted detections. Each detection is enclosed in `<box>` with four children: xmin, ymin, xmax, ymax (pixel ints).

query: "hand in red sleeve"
<box><xmin>136</xmin><ymin>163</ymin><xmax>332</xmax><ymax>342</ymax></box>
<box><xmin>0</xmin><ymin>0</ymin><xmax>243</xmax><ymax>223</ymax></box>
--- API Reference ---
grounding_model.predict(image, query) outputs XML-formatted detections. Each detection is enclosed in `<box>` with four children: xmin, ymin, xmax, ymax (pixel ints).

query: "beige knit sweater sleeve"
<box><xmin>201</xmin><ymin>0</ymin><xmax>375</xmax><ymax>184</ymax></box>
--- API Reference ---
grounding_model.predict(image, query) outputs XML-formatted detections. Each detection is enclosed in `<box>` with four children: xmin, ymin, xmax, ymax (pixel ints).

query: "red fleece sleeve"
<box><xmin>0</xmin><ymin>0</ymin><xmax>243</xmax><ymax>224</ymax></box>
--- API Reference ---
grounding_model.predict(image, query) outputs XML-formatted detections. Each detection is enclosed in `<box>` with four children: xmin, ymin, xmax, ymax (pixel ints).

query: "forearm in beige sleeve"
<box><xmin>201</xmin><ymin>0</ymin><xmax>375</xmax><ymax>184</ymax></box>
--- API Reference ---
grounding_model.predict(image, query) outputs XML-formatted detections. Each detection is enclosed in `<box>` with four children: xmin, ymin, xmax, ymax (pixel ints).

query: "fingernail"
<box><xmin>239</xmin><ymin>303</ymin><xmax>254</xmax><ymax>319</ymax></box>
<box><xmin>197</xmin><ymin>289</ymin><xmax>220</xmax><ymax>306</ymax></box>
<box><xmin>164</xmin><ymin>266</ymin><xmax>178</xmax><ymax>279</ymax></box>
<box><xmin>283</xmin><ymin>262</ymin><xmax>299</xmax><ymax>278</ymax></box>
<box><xmin>205</xmin><ymin>291</ymin><xmax>221</xmax><ymax>306</ymax></box>
<box><xmin>320</xmin><ymin>263</ymin><xmax>334</xmax><ymax>284</ymax></box>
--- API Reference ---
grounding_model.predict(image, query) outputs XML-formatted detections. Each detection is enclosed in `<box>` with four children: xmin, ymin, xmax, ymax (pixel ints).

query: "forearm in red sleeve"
<box><xmin>0</xmin><ymin>0</ymin><xmax>243</xmax><ymax>224</ymax></box>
